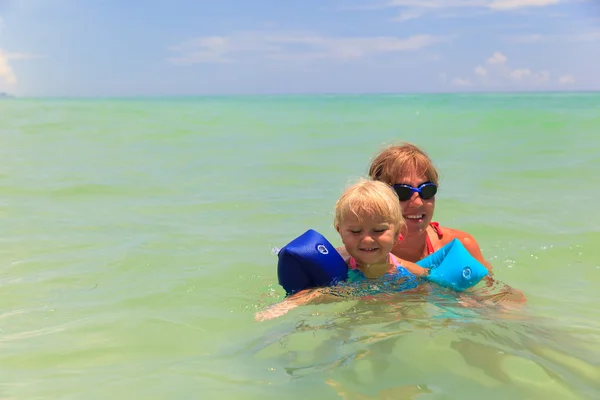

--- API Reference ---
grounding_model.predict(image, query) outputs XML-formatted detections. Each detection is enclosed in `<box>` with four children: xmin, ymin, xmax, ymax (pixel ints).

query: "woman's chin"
<box><xmin>405</xmin><ymin>222</ymin><xmax>427</xmax><ymax>236</ymax></box>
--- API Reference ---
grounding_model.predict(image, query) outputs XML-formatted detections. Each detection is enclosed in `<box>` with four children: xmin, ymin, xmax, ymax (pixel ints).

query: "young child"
<box><xmin>334</xmin><ymin>178</ymin><xmax>428</xmax><ymax>283</ymax></box>
<box><xmin>255</xmin><ymin>179</ymin><xmax>428</xmax><ymax>322</ymax></box>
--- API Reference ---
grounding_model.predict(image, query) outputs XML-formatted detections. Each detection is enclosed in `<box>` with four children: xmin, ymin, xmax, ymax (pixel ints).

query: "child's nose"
<box><xmin>362</xmin><ymin>234</ymin><xmax>376</xmax><ymax>243</ymax></box>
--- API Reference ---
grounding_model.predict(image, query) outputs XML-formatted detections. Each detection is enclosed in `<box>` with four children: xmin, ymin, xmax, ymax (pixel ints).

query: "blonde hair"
<box><xmin>368</xmin><ymin>142</ymin><xmax>439</xmax><ymax>186</ymax></box>
<box><xmin>334</xmin><ymin>178</ymin><xmax>405</xmax><ymax>234</ymax></box>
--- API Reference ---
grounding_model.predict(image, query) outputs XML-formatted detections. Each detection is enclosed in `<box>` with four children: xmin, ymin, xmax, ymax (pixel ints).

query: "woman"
<box><xmin>361</xmin><ymin>141</ymin><xmax>526</xmax><ymax>304</ymax></box>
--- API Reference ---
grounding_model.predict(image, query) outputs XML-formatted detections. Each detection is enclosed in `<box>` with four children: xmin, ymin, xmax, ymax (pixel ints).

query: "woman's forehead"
<box><xmin>394</xmin><ymin>171</ymin><xmax>428</xmax><ymax>185</ymax></box>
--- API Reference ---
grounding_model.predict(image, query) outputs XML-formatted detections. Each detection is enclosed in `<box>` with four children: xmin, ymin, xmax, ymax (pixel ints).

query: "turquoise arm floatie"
<box><xmin>416</xmin><ymin>238</ymin><xmax>489</xmax><ymax>291</ymax></box>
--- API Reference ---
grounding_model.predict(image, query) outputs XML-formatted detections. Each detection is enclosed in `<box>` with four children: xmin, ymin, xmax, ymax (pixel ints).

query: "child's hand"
<box><xmin>254</xmin><ymin>301</ymin><xmax>299</xmax><ymax>322</ymax></box>
<box><xmin>254</xmin><ymin>288</ymin><xmax>335</xmax><ymax>322</ymax></box>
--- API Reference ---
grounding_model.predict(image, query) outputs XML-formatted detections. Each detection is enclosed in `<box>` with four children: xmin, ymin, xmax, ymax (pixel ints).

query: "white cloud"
<box><xmin>487</xmin><ymin>51</ymin><xmax>507</xmax><ymax>65</ymax></box>
<box><xmin>475</xmin><ymin>65</ymin><xmax>488</xmax><ymax>76</ymax></box>
<box><xmin>489</xmin><ymin>0</ymin><xmax>559</xmax><ymax>10</ymax></box>
<box><xmin>0</xmin><ymin>49</ymin><xmax>44</xmax><ymax>87</ymax></box>
<box><xmin>509</xmin><ymin>34</ymin><xmax>544</xmax><ymax>43</ymax></box>
<box><xmin>507</xmin><ymin>30</ymin><xmax>600</xmax><ymax>44</ymax></box>
<box><xmin>387</xmin><ymin>0</ymin><xmax>560</xmax><ymax>7</ymax></box>
<box><xmin>373</xmin><ymin>0</ymin><xmax>572</xmax><ymax>21</ymax></box>
<box><xmin>391</xmin><ymin>11</ymin><xmax>423</xmax><ymax>21</ymax></box>
<box><xmin>451</xmin><ymin>77</ymin><xmax>471</xmax><ymax>86</ymax></box>
<box><xmin>509</xmin><ymin>68</ymin><xmax>531</xmax><ymax>79</ymax></box>
<box><xmin>534</xmin><ymin>70</ymin><xmax>551</xmax><ymax>83</ymax></box>
<box><xmin>387</xmin><ymin>0</ymin><xmax>486</xmax><ymax>8</ymax></box>
<box><xmin>169</xmin><ymin>31</ymin><xmax>446</xmax><ymax>64</ymax></box>
<box><xmin>0</xmin><ymin>49</ymin><xmax>17</xmax><ymax>85</ymax></box>
<box><xmin>558</xmin><ymin>74</ymin><xmax>575</xmax><ymax>84</ymax></box>
<box><xmin>450</xmin><ymin>51</ymin><xmax>557</xmax><ymax>89</ymax></box>
<box><xmin>4</xmin><ymin>52</ymin><xmax>44</xmax><ymax>60</ymax></box>
<box><xmin>509</xmin><ymin>68</ymin><xmax>550</xmax><ymax>83</ymax></box>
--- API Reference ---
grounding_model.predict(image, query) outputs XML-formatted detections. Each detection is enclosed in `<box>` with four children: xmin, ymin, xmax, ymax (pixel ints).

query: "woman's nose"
<box><xmin>406</xmin><ymin>191</ymin><xmax>423</xmax><ymax>206</ymax></box>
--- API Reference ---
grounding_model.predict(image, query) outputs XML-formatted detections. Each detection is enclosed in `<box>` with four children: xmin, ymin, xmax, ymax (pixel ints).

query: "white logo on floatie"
<box><xmin>462</xmin><ymin>266</ymin><xmax>472</xmax><ymax>280</ymax></box>
<box><xmin>317</xmin><ymin>244</ymin><xmax>329</xmax><ymax>255</ymax></box>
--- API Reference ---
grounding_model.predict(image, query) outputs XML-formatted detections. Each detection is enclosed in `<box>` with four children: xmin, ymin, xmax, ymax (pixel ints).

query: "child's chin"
<box><xmin>357</xmin><ymin>253</ymin><xmax>388</xmax><ymax>264</ymax></box>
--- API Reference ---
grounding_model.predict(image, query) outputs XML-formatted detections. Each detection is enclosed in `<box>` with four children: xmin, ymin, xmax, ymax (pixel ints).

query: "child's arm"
<box><xmin>397</xmin><ymin>258</ymin><xmax>429</xmax><ymax>277</ymax></box>
<box><xmin>254</xmin><ymin>287</ymin><xmax>347</xmax><ymax>322</ymax></box>
<box><xmin>256</xmin><ymin>247</ymin><xmax>354</xmax><ymax>322</ymax></box>
<box><xmin>336</xmin><ymin>246</ymin><xmax>350</xmax><ymax>260</ymax></box>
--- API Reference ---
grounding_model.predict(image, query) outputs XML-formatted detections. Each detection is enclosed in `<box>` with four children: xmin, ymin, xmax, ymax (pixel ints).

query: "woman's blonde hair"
<box><xmin>334</xmin><ymin>178</ymin><xmax>405</xmax><ymax>234</ymax></box>
<box><xmin>368</xmin><ymin>142</ymin><xmax>439</xmax><ymax>185</ymax></box>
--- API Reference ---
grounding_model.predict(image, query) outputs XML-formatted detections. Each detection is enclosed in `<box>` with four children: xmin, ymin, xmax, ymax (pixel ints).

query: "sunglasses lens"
<box><xmin>394</xmin><ymin>186</ymin><xmax>413</xmax><ymax>201</ymax></box>
<box><xmin>420</xmin><ymin>185</ymin><xmax>437</xmax><ymax>199</ymax></box>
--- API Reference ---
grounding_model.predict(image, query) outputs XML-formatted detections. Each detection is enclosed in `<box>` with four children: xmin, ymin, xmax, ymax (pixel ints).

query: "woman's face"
<box><xmin>393</xmin><ymin>171</ymin><xmax>436</xmax><ymax>237</ymax></box>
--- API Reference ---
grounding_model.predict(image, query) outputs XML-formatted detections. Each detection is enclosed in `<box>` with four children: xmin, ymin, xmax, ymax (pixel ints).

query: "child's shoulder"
<box><xmin>335</xmin><ymin>246</ymin><xmax>350</xmax><ymax>262</ymax></box>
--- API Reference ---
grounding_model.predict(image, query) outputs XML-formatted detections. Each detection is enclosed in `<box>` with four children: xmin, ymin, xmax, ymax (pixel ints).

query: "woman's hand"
<box><xmin>397</xmin><ymin>258</ymin><xmax>429</xmax><ymax>277</ymax></box>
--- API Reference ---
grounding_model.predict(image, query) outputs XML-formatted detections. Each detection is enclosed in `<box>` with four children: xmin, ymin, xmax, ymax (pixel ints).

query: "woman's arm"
<box><xmin>444</xmin><ymin>228</ymin><xmax>493</xmax><ymax>274</ymax></box>
<box><xmin>446</xmin><ymin>228</ymin><xmax>527</xmax><ymax>304</ymax></box>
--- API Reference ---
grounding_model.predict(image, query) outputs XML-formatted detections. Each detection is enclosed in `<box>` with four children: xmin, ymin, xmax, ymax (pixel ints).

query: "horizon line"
<box><xmin>4</xmin><ymin>88</ymin><xmax>599</xmax><ymax>100</ymax></box>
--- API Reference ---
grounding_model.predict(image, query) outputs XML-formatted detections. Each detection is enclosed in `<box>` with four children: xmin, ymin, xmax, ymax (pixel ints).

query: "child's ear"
<box><xmin>335</xmin><ymin>224</ymin><xmax>340</xmax><ymax>234</ymax></box>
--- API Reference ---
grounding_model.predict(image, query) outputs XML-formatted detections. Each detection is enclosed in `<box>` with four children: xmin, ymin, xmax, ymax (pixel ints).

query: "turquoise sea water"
<box><xmin>1</xmin><ymin>93</ymin><xmax>599</xmax><ymax>399</ymax></box>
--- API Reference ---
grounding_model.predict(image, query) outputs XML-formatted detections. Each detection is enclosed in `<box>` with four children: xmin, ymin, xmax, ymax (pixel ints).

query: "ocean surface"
<box><xmin>1</xmin><ymin>93</ymin><xmax>599</xmax><ymax>399</ymax></box>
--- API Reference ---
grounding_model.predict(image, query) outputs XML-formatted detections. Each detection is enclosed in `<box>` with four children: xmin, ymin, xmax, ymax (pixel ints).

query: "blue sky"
<box><xmin>0</xmin><ymin>0</ymin><xmax>598</xmax><ymax>96</ymax></box>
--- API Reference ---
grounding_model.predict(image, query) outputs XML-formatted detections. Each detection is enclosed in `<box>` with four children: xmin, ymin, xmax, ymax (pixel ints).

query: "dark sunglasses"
<box><xmin>392</xmin><ymin>182</ymin><xmax>437</xmax><ymax>202</ymax></box>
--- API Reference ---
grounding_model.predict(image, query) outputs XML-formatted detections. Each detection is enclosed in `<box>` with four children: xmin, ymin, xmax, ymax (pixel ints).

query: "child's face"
<box><xmin>336</xmin><ymin>209</ymin><xmax>398</xmax><ymax>266</ymax></box>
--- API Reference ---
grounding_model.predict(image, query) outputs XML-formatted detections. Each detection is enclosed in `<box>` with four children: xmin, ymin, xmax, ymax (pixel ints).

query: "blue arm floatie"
<box><xmin>416</xmin><ymin>238</ymin><xmax>489</xmax><ymax>291</ymax></box>
<box><xmin>276</xmin><ymin>229</ymin><xmax>348</xmax><ymax>296</ymax></box>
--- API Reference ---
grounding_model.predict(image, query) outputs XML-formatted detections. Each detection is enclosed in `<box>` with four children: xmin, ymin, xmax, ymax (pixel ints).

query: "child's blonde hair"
<box><xmin>334</xmin><ymin>178</ymin><xmax>405</xmax><ymax>234</ymax></box>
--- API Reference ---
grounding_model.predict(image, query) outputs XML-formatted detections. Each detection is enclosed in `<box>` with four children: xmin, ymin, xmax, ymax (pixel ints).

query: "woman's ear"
<box><xmin>395</xmin><ymin>229</ymin><xmax>403</xmax><ymax>245</ymax></box>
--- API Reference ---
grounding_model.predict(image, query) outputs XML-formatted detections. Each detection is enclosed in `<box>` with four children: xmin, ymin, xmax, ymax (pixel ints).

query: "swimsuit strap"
<box><xmin>397</xmin><ymin>222</ymin><xmax>443</xmax><ymax>242</ymax></box>
<box><xmin>349</xmin><ymin>256</ymin><xmax>358</xmax><ymax>270</ymax></box>
<box><xmin>426</xmin><ymin>221</ymin><xmax>444</xmax><ymax>255</ymax></box>
<box><xmin>425</xmin><ymin>234</ymin><xmax>435</xmax><ymax>255</ymax></box>
<box><xmin>430</xmin><ymin>221</ymin><xmax>444</xmax><ymax>239</ymax></box>
<box><xmin>389</xmin><ymin>253</ymin><xmax>402</xmax><ymax>266</ymax></box>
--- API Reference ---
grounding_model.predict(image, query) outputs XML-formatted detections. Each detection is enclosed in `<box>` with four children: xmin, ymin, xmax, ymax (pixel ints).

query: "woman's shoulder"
<box><xmin>434</xmin><ymin>224</ymin><xmax>493</xmax><ymax>273</ymax></box>
<box><xmin>436</xmin><ymin>225</ymin><xmax>477</xmax><ymax>245</ymax></box>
